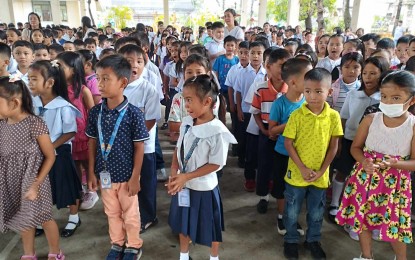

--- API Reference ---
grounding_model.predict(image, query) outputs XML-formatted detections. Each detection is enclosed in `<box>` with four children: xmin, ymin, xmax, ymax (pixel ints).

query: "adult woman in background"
<box><xmin>223</xmin><ymin>8</ymin><xmax>244</xmax><ymax>41</ymax></box>
<box><xmin>22</xmin><ymin>12</ymin><xmax>42</xmax><ymax>41</ymax></box>
<box><xmin>81</xmin><ymin>16</ymin><xmax>95</xmax><ymax>41</ymax></box>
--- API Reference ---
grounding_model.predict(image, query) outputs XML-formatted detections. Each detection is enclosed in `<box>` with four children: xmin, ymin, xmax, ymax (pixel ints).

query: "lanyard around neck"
<box><xmin>98</xmin><ymin>104</ymin><xmax>127</xmax><ymax>169</ymax></box>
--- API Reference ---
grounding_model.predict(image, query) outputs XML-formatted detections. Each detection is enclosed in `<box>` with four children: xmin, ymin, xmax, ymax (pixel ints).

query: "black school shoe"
<box><xmin>256</xmin><ymin>199</ymin><xmax>269</xmax><ymax>214</ymax></box>
<box><xmin>60</xmin><ymin>219</ymin><xmax>81</xmax><ymax>237</ymax></box>
<box><xmin>140</xmin><ymin>217</ymin><xmax>158</xmax><ymax>234</ymax></box>
<box><xmin>284</xmin><ymin>242</ymin><xmax>299</xmax><ymax>260</ymax></box>
<box><xmin>35</xmin><ymin>227</ymin><xmax>44</xmax><ymax>237</ymax></box>
<box><xmin>304</xmin><ymin>241</ymin><xmax>326</xmax><ymax>260</ymax></box>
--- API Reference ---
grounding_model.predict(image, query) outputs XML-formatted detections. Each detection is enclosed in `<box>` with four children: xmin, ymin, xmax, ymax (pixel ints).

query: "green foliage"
<box><xmin>266</xmin><ymin>0</ymin><xmax>336</xmax><ymax>25</ymax></box>
<box><xmin>106</xmin><ymin>6</ymin><xmax>134</xmax><ymax>29</ymax></box>
<box><xmin>266</xmin><ymin>0</ymin><xmax>288</xmax><ymax>23</ymax></box>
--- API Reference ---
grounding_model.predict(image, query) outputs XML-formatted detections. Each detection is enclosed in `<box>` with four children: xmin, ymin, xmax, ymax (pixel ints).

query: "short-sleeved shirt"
<box><xmin>269</xmin><ymin>94</ymin><xmax>305</xmax><ymax>156</ymax></box>
<box><xmin>316</xmin><ymin>56</ymin><xmax>341</xmax><ymax>73</ymax></box>
<box><xmin>85</xmin><ymin>73</ymin><xmax>101</xmax><ymax>96</ymax></box>
<box><xmin>145</xmin><ymin>61</ymin><xmax>164</xmax><ymax>99</ymax></box>
<box><xmin>33</xmin><ymin>96</ymin><xmax>80</xmax><ymax>143</ymax></box>
<box><xmin>250</xmin><ymin>80</ymin><xmax>288</xmax><ymax>123</ymax></box>
<box><xmin>340</xmin><ymin>89</ymin><xmax>380</xmax><ymax>140</ymax></box>
<box><xmin>283</xmin><ymin>102</ymin><xmax>343</xmax><ymax>188</ymax></box>
<box><xmin>212</xmin><ymin>55</ymin><xmax>239</xmax><ymax>92</ymax></box>
<box><xmin>142</xmin><ymin>67</ymin><xmax>163</xmax><ymax>100</ymax></box>
<box><xmin>86</xmin><ymin>97</ymin><xmax>149</xmax><ymax>183</ymax></box>
<box><xmin>234</xmin><ymin>64</ymin><xmax>266</xmax><ymax>113</ymax></box>
<box><xmin>224</xmin><ymin>62</ymin><xmax>244</xmax><ymax>103</ymax></box>
<box><xmin>177</xmin><ymin>116</ymin><xmax>237</xmax><ymax>191</ymax></box>
<box><xmin>124</xmin><ymin>77</ymin><xmax>161</xmax><ymax>154</ymax></box>
<box><xmin>163</xmin><ymin>61</ymin><xmax>176</xmax><ymax>90</ymax></box>
<box><xmin>205</xmin><ymin>39</ymin><xmax>225</xmax><ymax>66</ymax></box>
<box><xmin>224</xmin><ymin>26</ymin><xmax>244</xmax><ymax>41</ymax></box>
<box><xmin>326</xmin><ymin>78</ymin><xmax>361</xmax><ymax>113</ymax></box>
<box><xmin>168</xmin><ymin>63</ymin><xmax>184</xmax><ymax>92</ymax></box>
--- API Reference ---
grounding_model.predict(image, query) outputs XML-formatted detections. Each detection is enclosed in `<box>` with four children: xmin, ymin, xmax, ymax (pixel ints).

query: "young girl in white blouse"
<box><xmin>28</xmin><ymin>60</ymin><xmax>82</xmax><ymax>238</ymax></box>
<box><xmin>167</xmin><ymin>75</ymin><xmax>237</xmax><ymax>260</ymax></box>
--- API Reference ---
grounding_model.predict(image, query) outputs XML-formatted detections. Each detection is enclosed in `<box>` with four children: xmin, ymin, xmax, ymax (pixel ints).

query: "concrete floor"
<box><xmin>1</xmin><ymin>117</ymin><xmax>414</xmax><ymax>260</ymax></box>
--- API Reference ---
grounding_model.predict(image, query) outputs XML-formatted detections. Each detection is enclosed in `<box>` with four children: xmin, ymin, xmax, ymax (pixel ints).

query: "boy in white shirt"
<box><xmin>205</xmin><ymin>21</ymin><xmax>225</xmax><ymax>66</ymax></box>
<box><xmin>118</xmin><ymin>44</ymin><xmax>161</xmax><ymax>233</ymax></box>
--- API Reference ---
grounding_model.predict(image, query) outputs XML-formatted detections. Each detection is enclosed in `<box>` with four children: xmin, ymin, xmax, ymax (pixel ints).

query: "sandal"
<box><xmin>48</xmin><ymin>250</ymin><xmax>65</xmax><ymax>260</ymax></box>
<box><xmin>20</xmin><ymin>254</ymin><xmax>37</xmax><ymax>260</ymax></box>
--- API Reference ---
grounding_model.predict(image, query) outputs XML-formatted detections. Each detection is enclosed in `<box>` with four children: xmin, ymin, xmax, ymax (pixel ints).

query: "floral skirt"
<box><xmin>336</xmin><ymin>148</ymin><xmax>412</xmax><ymax>243</ymax></box>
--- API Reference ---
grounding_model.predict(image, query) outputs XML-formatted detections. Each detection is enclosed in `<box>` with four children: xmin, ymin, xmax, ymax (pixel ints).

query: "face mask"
<box><xmin>379</xmin><ymin>97</ymin><xmax>413</xmax><ymax>118</ymax></box>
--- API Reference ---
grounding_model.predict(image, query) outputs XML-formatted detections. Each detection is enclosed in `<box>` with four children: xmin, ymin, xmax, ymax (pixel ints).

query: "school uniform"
<box><xmin>124</xmin><ymin>77</ymin><xmax>161</xmax><ymax>226</ymax></box>
<box><xmin>233</xmin><ymin>64</ymin><xmax>266</xmax><ymax>166</ymax></box>
<box><xmin>204</xmin><ymin>39</ymin><xmax>225</xmax><ymax>66</ymax></box>
<box><xmin>144</xmin><ymin>63</ymin><xmax>164</xmax><ymax>100</ymax></box>
<box><xmin>163</xmin><ymin>61</ymin><xmax>178</xmax><ymax>122</ymax></box>
<box><xmin>168</xmin><ymin>62</ymin><xmax>184</xmax><ymax>92</ymax></box>
<box><xmin>316</xmin><ymin>56</ymin><xmax>341</xmax><ymax>73</ymax></box>
<box><xmin>86</xmin><ymin>97</ymin><xmax>149</xmax><ymax>249</ymax></box>
<box><xmin>250</xmin><ymin>80</ymin><xmax>288</xmax><ymax>196</ymax></box>
<box><xmin>11</xmin><ymin>69</ymin><xmax>28</xmax><ymax>86</ymax></box>
<box><xmin>168</xmin><ymin>116</ymin><xmax>237</xmax><ymax>246</ymax></box>
<box><xmin>33</xmin><ymin>96</ymin><xmax>82</xmax><ymax>209</ymax></box>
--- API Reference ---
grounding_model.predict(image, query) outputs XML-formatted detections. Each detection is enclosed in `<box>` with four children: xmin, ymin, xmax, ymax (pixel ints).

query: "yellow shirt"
<box><xmin>283</xmin><ymin>102</ymin><xmax>343</xmax><ymax>188</ymax></box>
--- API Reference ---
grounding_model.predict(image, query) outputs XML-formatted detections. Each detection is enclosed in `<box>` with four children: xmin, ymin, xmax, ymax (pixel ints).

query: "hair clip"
<box><xmin>295</xmin><ymin>52</ymin><xmax>312</xmax><ymax>62</ymax></box>
<box><xmin>50</xmin><ymin>60</ymin><xmax>59</xmax><ymax>68</ymax></box>
<box><xmin>9</xmin><ymin>74</ymin><xmax>21</xmax><ymax>83</ymax></box>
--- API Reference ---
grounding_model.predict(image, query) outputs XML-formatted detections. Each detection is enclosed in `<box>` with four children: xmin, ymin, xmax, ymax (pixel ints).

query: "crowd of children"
<box><xmin>0</xmin><ymin>10</ymin><xmax>415</xmax><ymax>260</ymax></box>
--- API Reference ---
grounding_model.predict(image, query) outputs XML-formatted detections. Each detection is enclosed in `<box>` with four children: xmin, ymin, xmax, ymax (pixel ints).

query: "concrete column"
<box><xmin>0</xmin><ymin>0</ymin><xmax>14</xmax><ymax>24</ymax></box>
<box><xmin>287</xmin><ymin>0</ymin><xmax>300</xmax><ymax>26</ymax></box>
<box><xmin>258</xmin><ymin>0</ymin><xmax>267</xmax><ymax>27</ymax></box>
<box><xmin>163</xmin><ymin>0</ymin><xmax>169</xmax><ymax>25</ymax></box>
<box><xmin>50</xmin><ymin>0</ymin><xmax>62</xmax><ymax>24</ymax></box>
<box><xmin>240</xmin><ymin>0</ymin><xmax>248</xmax><ymax>26</ymax></box>
<box><xmin>351</xmin><ymin>0</ymin><xmax>374</xmax><ymax>33</ymax></box>
<box><xmin>79</xmin><ymin>0</ymin><xmax>87</xmax><ymax>17</ymax></box>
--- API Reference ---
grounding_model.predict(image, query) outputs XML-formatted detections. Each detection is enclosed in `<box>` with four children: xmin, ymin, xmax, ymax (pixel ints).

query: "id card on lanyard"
<box><xmin>97</xmin><ymin>104</ymin><xmax>127</xmax><ymax>189</ymax></box>
<box><xmin>178</xmin><ymin>125</ymin><xmax>200</xmax><ymax>207</ymax></box>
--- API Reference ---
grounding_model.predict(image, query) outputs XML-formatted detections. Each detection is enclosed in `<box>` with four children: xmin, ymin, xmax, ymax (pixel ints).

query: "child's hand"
<box><xmin>269</xmin><ymin>134</ymin><xmax>277</xmax><ymax>141</ymax></box>
<box><xmin>24</xmin><ymin>183</ymin><xmax>39</xmax><ymax>201</ymax></box>
<box><xmin>167</xmin><ymin>174</ymin><xmax>188</xmax><ymax>195</ymax></box>
<box><xmin>378</xmin><ymin>158</ymin><xmax>399</xmax><ymax>169</ymax></box>
<box><xmin>306</xmin><ymin>170</ymin><xmax>324</xmax><ymax>183</ymax></box>
<box><xmin>127</xmin><ymin>178</ymin><xmax>140</xmax><ymax>196</ymax></box>
<box><xmin>299</xmin><ymin>166</ymin><xmax>314</xmax><ymax>181</ymax></box>
<box><xmin>362</xmin><ymin>158</ymin><xmax>379</xmax><ymax>174</ymax></box>
<box><xmin>261</xmin><ymin>128</ymin><xmax>269</xmax><ymax>137</ymax></box>
<box><xmin>88</xmin><ymin>173</ymin><xmax>98</xmax><ymax>192</ymax></box>
<box><xmin>237</xmin><ymin>109</ymin><xmax>244</xmax><ymax>122</ymax></box>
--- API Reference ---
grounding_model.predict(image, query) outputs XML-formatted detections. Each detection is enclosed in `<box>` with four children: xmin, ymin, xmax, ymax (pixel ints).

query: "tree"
<box><xmin>267</xmin><ymin>0</ymin><xmax>336</xmax><ymax>28</ymax></box>
<box><xmin>106</xmin><ymin>6</ymin><xmax>134</xmax><ymax>30</ymax></box>
<box><xmin>87</xmin><ymin>0</ymin><xmax>95</xmax><ymax>26</ymax></box>
<box><xmin>343</xmin><ymin>0</ymin><xmax>351</xmax><ymax>29</ymax></box>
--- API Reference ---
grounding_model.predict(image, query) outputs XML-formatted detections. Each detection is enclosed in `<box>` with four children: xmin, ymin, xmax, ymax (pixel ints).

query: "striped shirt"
<box><xmin>250</xmin><ymin>80</ymin><xmax>288</xmax><ymax>123</ymax></box>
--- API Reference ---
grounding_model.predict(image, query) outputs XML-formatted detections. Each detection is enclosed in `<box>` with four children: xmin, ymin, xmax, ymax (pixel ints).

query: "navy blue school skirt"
<box><xmin>168</xmin><ymin>186</ymin><xmax>224</xmax><ymax>247</ymax></box>
<box><xmin>49</xmin><ymin>144</ymin><xmax>82</xmax><ymax>209</ymax></box>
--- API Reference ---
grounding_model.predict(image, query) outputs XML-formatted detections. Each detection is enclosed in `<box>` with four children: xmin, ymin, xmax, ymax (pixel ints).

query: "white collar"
<box><xmin>246</xmin><ymin>64</ymin><xmax>266</xmax><ymax>75</ymax></box>
<box><xmin>182</xmin><ymin>116</ymin><xmax>237</xmax><ymax>143</ymax></box>
<box><xmin>33</xmin><ymin>96</ymin><xmax>81</xmax><ymax>116</ymax></box>
<box><xmin>127</xmin><ymin>76</ymin><xmax>145</xmax><ymax>88</ymax></box>
<box><xmin>355</xmin><ymin>90</ymin><xmax>380</xmax><ymax>99</ymax></box>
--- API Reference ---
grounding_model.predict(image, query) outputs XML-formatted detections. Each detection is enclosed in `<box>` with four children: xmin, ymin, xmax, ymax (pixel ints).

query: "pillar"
<box><xmin>51</xmin><ymin>0</ymin><xmax>62</xmax><ymax>25</ymax></box>
<box><xmin>1</xmin><ymin>0</ymin><xmax>14</xmax><ymax>24</ymax></box>
<box><xmin>163</xmin><ymin>0</ymin><xmax>169</xmax><ymax>25</ymax></box>
<box><xmin>351</xmin><ymin>0</ymin><xmax>375</xmax><ymax>33</ymax></box>
<box><xmin>240</xmin><ymin>0</ymin><xmax>248</xmax><ymax>27</ymax></box>
<box><xmin>258</xmin><ymin>0</ymin><xmax>267</xmax><ymax>27</ymax></box>
<box><xmin>287</xmin><ymin>0</ymin><xmax>300</xmax><ymax>26</ymax></box>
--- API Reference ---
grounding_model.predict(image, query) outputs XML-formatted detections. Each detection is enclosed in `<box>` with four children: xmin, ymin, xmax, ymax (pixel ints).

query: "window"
<box><xmin>32</xmin><ymin>1</ymin><xmax>52</xmax><ymax>21</ymax></box>
<box><xmin>60</xmin><ymin>1</ymin><xmax>68</xmax><ymax>22</ymax></box>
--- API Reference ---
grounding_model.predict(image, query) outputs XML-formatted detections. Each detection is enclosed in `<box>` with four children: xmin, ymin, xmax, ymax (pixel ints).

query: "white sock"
<box><xmin>260</xmin><ymin>195</ymin><xmax>269</xmax><ymax>201</ymax></box>
<box><xmin>330</xmin><ymin>179</ymin><xmax>344</xmax><ymax>215</ymax></box>
<box><xmin>179</xmin><ymin>252</ymin><xmax>189</xmax><ymax>260</ymax></box>
<box><xmin>36</xmin><ymin>225</ymin><xmax>43</xmax><ymax>230</ymax></box>
<box><xmin>65</xmin><ymin>214</ymin><xmax>79</xmax><ymax>229</ymax></box>
<box><xmin>210</xmin><ymin>256</ymin><xmax>219</xmax><ymax>260</ymax></box>
<box><xmin>277</xmin><ymin>214</ymin><xmax>283</xmax><ymax>220</ymax></box>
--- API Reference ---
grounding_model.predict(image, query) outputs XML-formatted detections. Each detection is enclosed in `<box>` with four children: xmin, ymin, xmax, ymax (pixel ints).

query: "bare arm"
<box><xmin>269</xmin><ymin>119</ymin><xmax>286</xmax><ymax>136</ymax></box>
<box><xmin>53</xmin><ymin>132</ymin><xmax>75</xmax><ymax>149</ymax></box>
<box><xmin>285</xmin><ymin>137</ymin><xmax>313</xmax><ymax>181</ymax></box>
<box><xmin>87</xmin><ymin>138</ymin><xmax>98</xmax><ymax>191</ymax></box>
<box><xmin>145</xmin><ymin>119</ymin><xmax>156</xmax><ymax>132</ymax></box>
<box><xmin>308</xmin><ymin>136</ymin><xmax>340</xmax><ymax>182</ymax></box>
<box><xmin>82</xmin><ymin>87</ymin><xmax>95</xmax><ymax>110</ymax></box>
<box><xmin>127</xmin><ymin>142</ymin><xmax>145</xmax><ymax>196</ymax></box>
<box><xmin>236</xmin><ymin>91</ymin><xmax>244</xmax><ymax>122</ymax></box>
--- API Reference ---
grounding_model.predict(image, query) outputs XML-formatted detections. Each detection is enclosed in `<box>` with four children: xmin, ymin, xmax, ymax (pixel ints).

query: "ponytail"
<box><xmin>0</xmin><ymin>77</ymin><xmax>34</xmax><ymax>115</ymax></box>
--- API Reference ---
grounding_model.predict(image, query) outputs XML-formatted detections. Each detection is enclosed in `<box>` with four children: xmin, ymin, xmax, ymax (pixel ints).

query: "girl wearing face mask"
<box><xmin>336</xmin><ymin>70</ymin><xmax>415</xmax><ymax>260</ymax></box>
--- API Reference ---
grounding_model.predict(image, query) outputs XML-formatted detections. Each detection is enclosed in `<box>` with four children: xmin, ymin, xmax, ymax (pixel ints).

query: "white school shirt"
<box><xmin>33</xmin><ymin>96</ymin><xmax>80</xmax><ymax>143</ymax></box>
<box><xmin>163</xmin><ymin>61</ymin><xmax>176</xmax><ymax>90</ymax></box>
<box><xmin>168</xmin><ymin>93</ymin><xmax>220</xmax><ymax>123</ymax></box>
<box><xmin>340</xmin><ymin>89</ymin><xmax>380</xmax><ymax>140</ymax></box>
<box><xmin>7</xmin><ymin>57</ymin><xmax>18</xmax><ymax>74</ymax></box>
<box><xmin>124</xmin><ymin>76</ymin><xmax>161</xmax><ymax>154</ymax></box>
<box><xmin>12</xmin><ymin>69</ymin><xmax>29</xmax><ymax>86</ymax></box>
<box><xmin>225</xmin><ymin>62</ymin><xmax>243</xmax><ymax>103</ymax></box>
<box><xmin>224</xmin><ymin>26</ymin><xmax>244</xmax><ymax>41</ymax></box>
<box><xmin>233</xmin><ymin>64</ymin><xmax>266</xmax><ymax>113</ymax></box>
<box><xmin>177</xmin><ymin>116</ymin><xmax>237</xmax><ymax>191</ymax></box>
<box><xmin>142</xmin><ymin>67</ymin><xmax>163</xmax><ymax>100</ymax></box>
<box><xmin>145</xmin><ymin>61</ymin><xmax>164</xmax><ymax>99</ymax></box>
<box><xmin>168</xmin><ymin>62</ymin><xmax>184</xmax><ymax>92</ymax></box>
<box><xmin>245</xmin><ymin>76</ymin><xmax>267</xmax><ymax>135</ymax></box>
<box><xmin>316</xmin><ymin>56</ymin><xmax>341</xmax><ymax>73</ymax></box>
<box><xmin>205</xmin><ymin>39</ymin><xmax>225</xmax><ymax>66</ymax></box>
